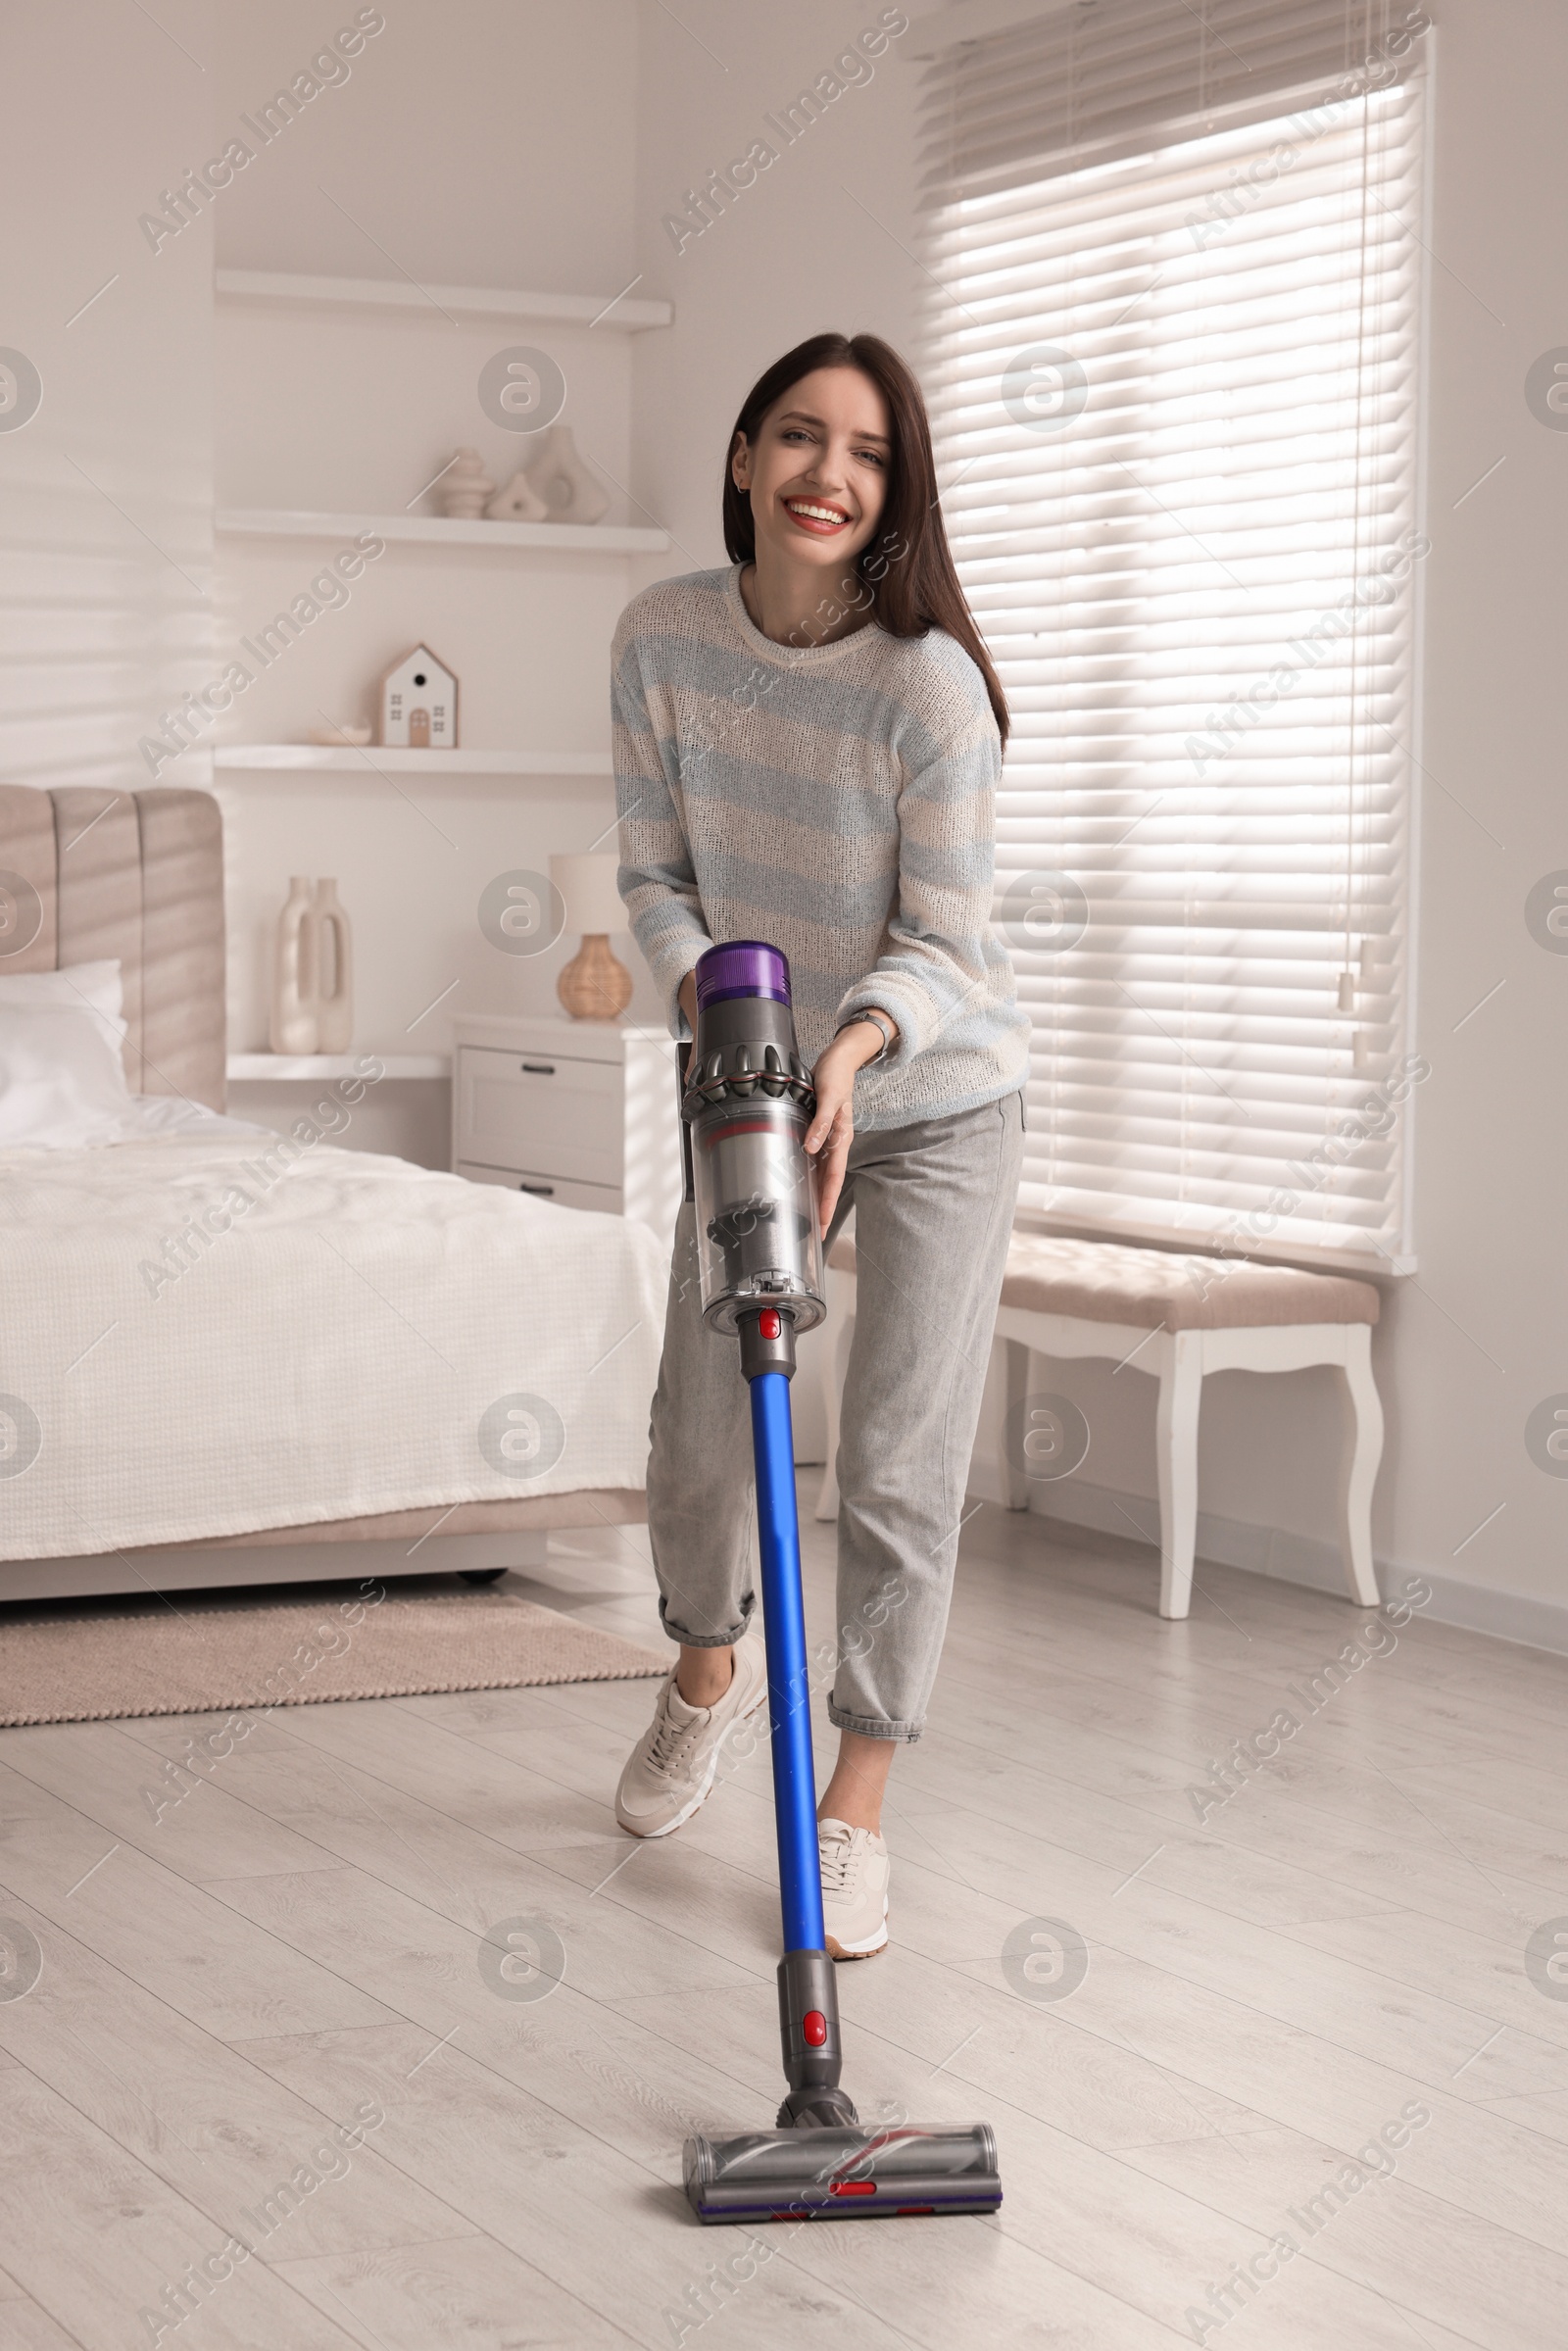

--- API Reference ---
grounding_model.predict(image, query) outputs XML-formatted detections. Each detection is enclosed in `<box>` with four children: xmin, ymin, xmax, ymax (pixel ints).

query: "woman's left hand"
<box><xmin>804</xmin><ymin>1015</ymin><xmax>897</xmax><ymax>1235</ymax></box>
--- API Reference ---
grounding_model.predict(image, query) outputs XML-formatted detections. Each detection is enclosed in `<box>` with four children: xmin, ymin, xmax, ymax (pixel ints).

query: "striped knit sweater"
<box><xmin>612</xmin><ymin>564</ymin><xmax>1029</xmax><ymax>1132</ymax></box>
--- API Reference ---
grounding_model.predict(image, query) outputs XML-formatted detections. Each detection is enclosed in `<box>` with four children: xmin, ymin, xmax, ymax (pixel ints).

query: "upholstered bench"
<box><xmin>814</xmin><ymin>1231</ymin><xmax>1383</xmax><ymax>1621</ymax></box>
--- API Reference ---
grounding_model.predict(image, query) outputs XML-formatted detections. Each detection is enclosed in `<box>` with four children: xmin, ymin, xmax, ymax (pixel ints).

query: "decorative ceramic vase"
<box><xmin>548</xmin><ymin>852</ymin><xmax>632</xmax><ymax>1020</ymax></box>
<box><xmin>313</xmin><ymin>879</ymin><xmax>354</xmax><ymax>1053</ymax></box>
<box><xmin>524</xmin><ymin>425</ymin><xmax>611</xmax><ymax>524</ymax></box>
<box><xmin>270</xmin><ymin>875</ymin><xmax>318</xmax><ymax>1053</ymax></box>
<box><xmin>486</xmin><ymin>469</ymin><xmax>549</xmax><ymax>521</ymax></box>
<box><xmin>441</xmin><ymin>447</ymin><xmax>495</xmax><ymax>518</ymax></box>
<box><xmin>557</xmin><ymin>934</ymin><xmax>634</xmax><ymax>1020</ymax></box>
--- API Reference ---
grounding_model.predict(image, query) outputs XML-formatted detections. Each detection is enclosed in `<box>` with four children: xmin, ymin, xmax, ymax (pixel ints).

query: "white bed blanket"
<box><xmin>0</xmin><ymin>1133</ymin><xmax>669</xmax><ymax>1558</ymax></box>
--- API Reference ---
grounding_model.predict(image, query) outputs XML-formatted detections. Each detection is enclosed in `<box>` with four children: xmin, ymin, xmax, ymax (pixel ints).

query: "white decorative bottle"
<box><xmin>313</xmin><ymin>879</ymin><xmax>354</xmax><ymax>1053</ymax></box>
<box><xmin>270</xmin><ymin>876</ymin><xmax>318</xmax><ymax>1053</ymax></box>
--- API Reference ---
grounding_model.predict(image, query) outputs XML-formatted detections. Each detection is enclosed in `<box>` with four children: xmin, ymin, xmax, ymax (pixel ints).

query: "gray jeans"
<box><xmin>645</xmin><ymin>1091</ymin><xmax>1024</xmax><ymax>1740</ymax></box>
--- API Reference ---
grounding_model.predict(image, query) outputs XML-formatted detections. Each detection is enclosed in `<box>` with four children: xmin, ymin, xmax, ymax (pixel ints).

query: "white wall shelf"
<box><xmin>217</xmin><ymin>509</ymin><xmax>669</xmax><ymax>554</ymax></box>
<box><xmin>214</xmin><ymin>745</ymin><xmax>612</xmax><ymax>777</ymax></box>
<box><xmin>216</xmin><ymin>268</ymin><xmax>673</xmax><ymax>333</ymax></box>
<box><xmin>227</xmin><ymin>1053</ymin><xmax>451</xmax><ymax>1081</ymax></box>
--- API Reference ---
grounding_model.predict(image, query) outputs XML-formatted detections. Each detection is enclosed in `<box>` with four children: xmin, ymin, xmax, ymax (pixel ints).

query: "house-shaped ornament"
<box><xmin>379</xmin><ymin>645</ymin><xmax>458</xmax><ymax>750</ymax></box>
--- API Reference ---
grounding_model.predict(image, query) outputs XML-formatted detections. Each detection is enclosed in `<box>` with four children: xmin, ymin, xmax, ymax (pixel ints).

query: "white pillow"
<box><xmin>0</xmin><ymin>1004</ymin><xmax>149</xmax><ymax>1148</ymax></box>
<box><xmin>0</xmin><ymin>958</ymin><xmax>126</xmax><ymax>1048</ymax></box>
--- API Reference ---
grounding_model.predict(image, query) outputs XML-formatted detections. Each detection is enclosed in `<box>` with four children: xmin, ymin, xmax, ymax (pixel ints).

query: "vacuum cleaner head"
<box><xmin>682</xmin><ymin>1950</ymin><xmax>1004</xmax><ymax>2225</ymax></box>
<box><xmin>683</xmin><ymin>2122</ymin><xmax>1003</xmax><ymax>2224</ymax></box>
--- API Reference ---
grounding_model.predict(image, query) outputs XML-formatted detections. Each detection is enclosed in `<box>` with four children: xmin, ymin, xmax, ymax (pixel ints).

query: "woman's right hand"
<box><xmin>804</xmin><ymin>1014</ymin><xmax>895</xmax><ymax>1235</ymax></box>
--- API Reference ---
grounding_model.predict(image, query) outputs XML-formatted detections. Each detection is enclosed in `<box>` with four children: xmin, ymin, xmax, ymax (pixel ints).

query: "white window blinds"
<box><xmin>920</xmin><ymin>1</ymin><xmax>1430</xmax><ymax>1268</ymax></box>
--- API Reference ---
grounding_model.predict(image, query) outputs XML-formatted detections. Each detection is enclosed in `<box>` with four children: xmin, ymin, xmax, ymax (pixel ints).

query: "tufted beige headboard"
<box><xmin>0</xmin><ymin>785</ymin><xmax>225</xmax><ymax>1110</ymax></box>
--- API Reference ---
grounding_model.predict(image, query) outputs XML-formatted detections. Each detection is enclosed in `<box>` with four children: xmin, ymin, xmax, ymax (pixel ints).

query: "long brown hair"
<box><xmin>721</xmin><ymin>332</ymin><xmax>1009</xmax><ymax>746</ymax></box>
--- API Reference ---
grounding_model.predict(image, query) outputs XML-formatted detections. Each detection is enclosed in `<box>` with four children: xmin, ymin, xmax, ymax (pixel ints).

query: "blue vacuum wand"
<box><xmin>677</xmin><ymin>941</ymin><xmax>1002</xmax><ymax>2226</ymax></box>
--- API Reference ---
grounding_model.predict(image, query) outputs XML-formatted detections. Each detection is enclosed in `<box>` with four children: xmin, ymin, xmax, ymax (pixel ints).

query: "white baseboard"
<box><xmin>992</xmin><ymin>1470</ymin><xmax>1568</xmax><ymax>1658</ymax></box>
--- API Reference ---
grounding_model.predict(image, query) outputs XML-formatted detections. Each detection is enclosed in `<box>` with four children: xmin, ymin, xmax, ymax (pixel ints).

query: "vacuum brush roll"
<box><xmin>682</xmin><ymin>2121</ymin><xmax>1002</xmax><ymax>2223</ymax></box>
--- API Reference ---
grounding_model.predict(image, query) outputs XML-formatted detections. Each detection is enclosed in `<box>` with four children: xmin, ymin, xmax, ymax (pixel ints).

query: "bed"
<box><xmin>0</xmin><ymin>784</ymin><xmax>664</xmax><ymax>1601</ymax></box>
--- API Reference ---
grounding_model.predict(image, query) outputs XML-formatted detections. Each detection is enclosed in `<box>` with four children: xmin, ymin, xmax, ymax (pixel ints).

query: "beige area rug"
<box><xmin>0</xmin><ymin>1587</ymin><xmax>667</xmax><ymax>1728</ymax></box>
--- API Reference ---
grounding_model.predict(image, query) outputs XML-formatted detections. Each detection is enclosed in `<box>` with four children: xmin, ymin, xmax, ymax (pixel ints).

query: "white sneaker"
<box><xmin>819</xmin><ymin>1818</ymin><xmax>890</xmax><ymax>1958</ymax></box>
<box><xmin>614</xmin><ymin>1638</ymin><xmax>767</xmax><ymax>1837</ymax></box>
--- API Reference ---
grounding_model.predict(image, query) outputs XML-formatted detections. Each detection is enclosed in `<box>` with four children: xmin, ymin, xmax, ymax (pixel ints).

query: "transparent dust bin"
<box><xmin>690</xmin><ymin>1096</ymin><xmax>826</xmax><ymax>1336</ymax></box>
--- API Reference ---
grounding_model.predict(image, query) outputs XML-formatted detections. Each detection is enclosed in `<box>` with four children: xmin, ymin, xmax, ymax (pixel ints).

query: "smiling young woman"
<box><xmin>611</xmin><ymin>332</ymin><xmax>1028</xmax><ymax>1960</ymax></box>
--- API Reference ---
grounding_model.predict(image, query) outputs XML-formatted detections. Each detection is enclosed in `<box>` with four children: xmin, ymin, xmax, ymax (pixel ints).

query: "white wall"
<box><xmin>1383</xmin><ymin>0</ymin><xmax>1568</xmax><ymax>1631</ymax></box>
<box><xmin>0</xmin><ymin>1</ymin><xmax>214</xmax><ymax>798</ymax></box>
<box><xmin>628</xmin><ymin>0</ymin><xmax>919</xmax><ymax>593</ymax></box>
<box><xmin>210</xmin><ymin>0</ymin><xmax>638</xmax><ymax>292</ymax></box>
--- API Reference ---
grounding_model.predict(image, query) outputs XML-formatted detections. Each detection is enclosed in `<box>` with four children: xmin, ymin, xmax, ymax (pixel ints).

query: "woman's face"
<box><xmin>731</xmin><ymin>367</ymin><xmax>892</xmax><ymax>576</ymax></box>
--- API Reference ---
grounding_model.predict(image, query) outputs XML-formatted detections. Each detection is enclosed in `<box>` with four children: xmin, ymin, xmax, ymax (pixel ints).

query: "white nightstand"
<box><xmin>452</xmin><ymin>1014</ymin><xmax>685</xmax><ymax>1261</ymax></box>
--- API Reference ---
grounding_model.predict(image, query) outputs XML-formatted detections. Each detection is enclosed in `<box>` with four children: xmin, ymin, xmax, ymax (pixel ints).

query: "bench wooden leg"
<box><xmin>1155</xmin><ymin>1333</ymin><xmax>1202</xmax><ymax>1619</ymax></box>
<box><xmin>813</xmin><ymin>1269</ymin><xmax>855</xmax><ymax>1522</ymax></box>
<box><xmin>1338</xmin><ymin>1323</ymin><xmax>1384</xmax><ymax>1608</ymax></box>
<box><xmin>1002</xmin><ymin>1338</ymin><xmax>1034</xmax><ymax>1509</ymax></box>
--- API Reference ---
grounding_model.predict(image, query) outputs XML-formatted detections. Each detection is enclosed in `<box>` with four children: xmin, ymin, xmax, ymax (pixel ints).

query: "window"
<box><xmin>920</xmin><ymin>0</ymin><xmax>1431</xmax><ymax>1268</ymax></box>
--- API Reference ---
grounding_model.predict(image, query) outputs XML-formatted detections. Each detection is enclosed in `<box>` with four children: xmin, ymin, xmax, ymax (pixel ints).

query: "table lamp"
<box><xmin>549</xmin><ymin>852</ymin><xmax>633</xmax><ymax>1020</ymax></box>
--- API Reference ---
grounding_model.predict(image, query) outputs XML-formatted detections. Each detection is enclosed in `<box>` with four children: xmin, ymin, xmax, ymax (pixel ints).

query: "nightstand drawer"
<box><xmin>457</xmin><ymin>1160</ymin><xmax>624</xmax><ymax>1213</ymax></box>
<box><xmin>456</xmin><ymin>1045</ymin><xmax>622</xmax><ymax>1186</ymax></box>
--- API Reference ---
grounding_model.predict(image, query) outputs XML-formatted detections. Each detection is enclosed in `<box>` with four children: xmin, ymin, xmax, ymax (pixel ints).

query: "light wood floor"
<box><xmin>2</xmin><ymin>1494</ymin><xmax>1565</xmax><ymax>2350</ymax></box>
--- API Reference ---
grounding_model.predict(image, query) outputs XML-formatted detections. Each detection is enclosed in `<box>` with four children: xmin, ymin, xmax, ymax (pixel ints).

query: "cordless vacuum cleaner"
<box><xmin>677</xmin><ymin>940</ymin><xmax>1002</xmax><ymax>2225</ymax></box>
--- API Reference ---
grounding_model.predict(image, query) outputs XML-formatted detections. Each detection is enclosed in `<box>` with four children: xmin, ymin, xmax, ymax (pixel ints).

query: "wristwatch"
<box><xmin>835</xmin><ymin>1008</ymin><xmax>896</xmax><ymax>1064</ymax></box>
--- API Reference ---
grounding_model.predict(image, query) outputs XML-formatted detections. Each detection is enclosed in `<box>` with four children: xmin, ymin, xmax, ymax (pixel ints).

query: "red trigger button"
<box><xmin>803</xmin><ymin>2010</ymin><xmax>827</xmax><ymax>2047</ymax></box>
<box><xmin>760</xmin><ymin>1309</ymin><xmax>781</xmax><ymax>1340</ymax></box>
